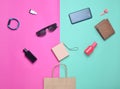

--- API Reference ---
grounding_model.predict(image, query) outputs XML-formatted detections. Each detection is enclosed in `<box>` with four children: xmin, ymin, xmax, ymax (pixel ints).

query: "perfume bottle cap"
<box><xmin>23</xmin><ymin>48</ymin><xmax>28</xmax><ymax>53</ymax></box>
<box><xmin>92</xmin><ymin>42</ymin><xmax>97</xmax><ymax>48</ymax></box>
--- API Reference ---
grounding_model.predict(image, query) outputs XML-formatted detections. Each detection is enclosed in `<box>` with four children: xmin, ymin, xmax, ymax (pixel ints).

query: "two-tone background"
<box><xmin>0</xmin><ymin>0</ymin><xmax>120</xmax><ymax>89</ymax></box>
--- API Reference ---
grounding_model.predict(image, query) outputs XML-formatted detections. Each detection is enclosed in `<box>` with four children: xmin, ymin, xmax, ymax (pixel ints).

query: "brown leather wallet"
<box><xmin>95</xmin><ymin>19</ymin><xmax>115</xmax><ymax>40</ymax></box>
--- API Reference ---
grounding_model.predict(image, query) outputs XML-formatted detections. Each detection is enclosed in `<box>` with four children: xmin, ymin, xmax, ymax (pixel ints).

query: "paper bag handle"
<box><xmin>52</xmin><ymin>64</ymin><xmax>68</xmax><ymax>78</ymax></box>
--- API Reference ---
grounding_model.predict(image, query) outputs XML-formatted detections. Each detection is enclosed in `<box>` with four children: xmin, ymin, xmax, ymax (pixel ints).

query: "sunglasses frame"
<box><xmin>36</xmin><ymin>23</ymin><xmax>57</xmax><ymax>37</ymax></box>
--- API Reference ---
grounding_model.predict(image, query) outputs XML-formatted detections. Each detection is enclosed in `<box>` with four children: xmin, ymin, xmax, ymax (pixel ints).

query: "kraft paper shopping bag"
<box><xmin>44</xmin><ymin>64</ymin><xmax>76</xmax><ymax>89</ymax></box>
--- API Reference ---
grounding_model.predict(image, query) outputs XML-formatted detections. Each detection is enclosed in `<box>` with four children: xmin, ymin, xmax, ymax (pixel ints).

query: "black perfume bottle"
<box><xmin>23</xmin><ymin>48</ymin><xmax>37</xmax><ymax>63</ymax></box>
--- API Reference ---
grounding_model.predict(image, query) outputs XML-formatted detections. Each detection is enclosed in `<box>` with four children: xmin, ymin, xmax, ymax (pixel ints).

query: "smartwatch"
<box><xmin>7</xmin><ymin>18</ymin><xmax>20</xmax><ymax>30</ymax></box>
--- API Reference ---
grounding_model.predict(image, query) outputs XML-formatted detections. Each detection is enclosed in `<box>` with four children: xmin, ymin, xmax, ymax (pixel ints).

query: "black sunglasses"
<box><xmin>36</xmin><ymin>23</ymin><xmax>57</xmax><ymax>37</ymax></box>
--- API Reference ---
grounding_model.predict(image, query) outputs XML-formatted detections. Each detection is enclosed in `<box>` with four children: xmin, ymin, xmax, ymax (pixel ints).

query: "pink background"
<box><xmin>0</xmin><ymin>0</ymin><xmax>59</xmax><ymax>89</ymax></box>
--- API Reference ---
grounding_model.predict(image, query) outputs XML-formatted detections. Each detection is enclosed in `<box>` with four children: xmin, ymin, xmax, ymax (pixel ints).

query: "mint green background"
<box><xmin>60</xmin><ymin>0</ymin><xmax>120</xmax><ymax>89</ymax></box>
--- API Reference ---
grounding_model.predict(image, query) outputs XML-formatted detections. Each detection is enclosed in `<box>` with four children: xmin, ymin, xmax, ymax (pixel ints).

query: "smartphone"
<box><xmin>69</xmin><ymin>8</ymin><xmax>92</xmax><ymax>24</ymax></box>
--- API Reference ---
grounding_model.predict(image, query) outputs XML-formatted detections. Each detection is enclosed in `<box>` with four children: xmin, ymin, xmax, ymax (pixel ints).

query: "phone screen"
<box><xmin>69</xmin><ymin>8</ymin><xmax>92</xmax><ymax>24</ymax></box>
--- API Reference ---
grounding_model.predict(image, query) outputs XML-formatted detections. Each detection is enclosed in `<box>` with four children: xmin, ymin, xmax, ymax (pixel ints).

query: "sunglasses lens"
<box><xmin>48</xmin><ymin>24</ymin><xmax>57</xmax><ymax>32</ymax></box>
<box><xmin>36</xmin><ymin>29</ymin><xmax>46</xmax><ymax>37</ymax></box>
